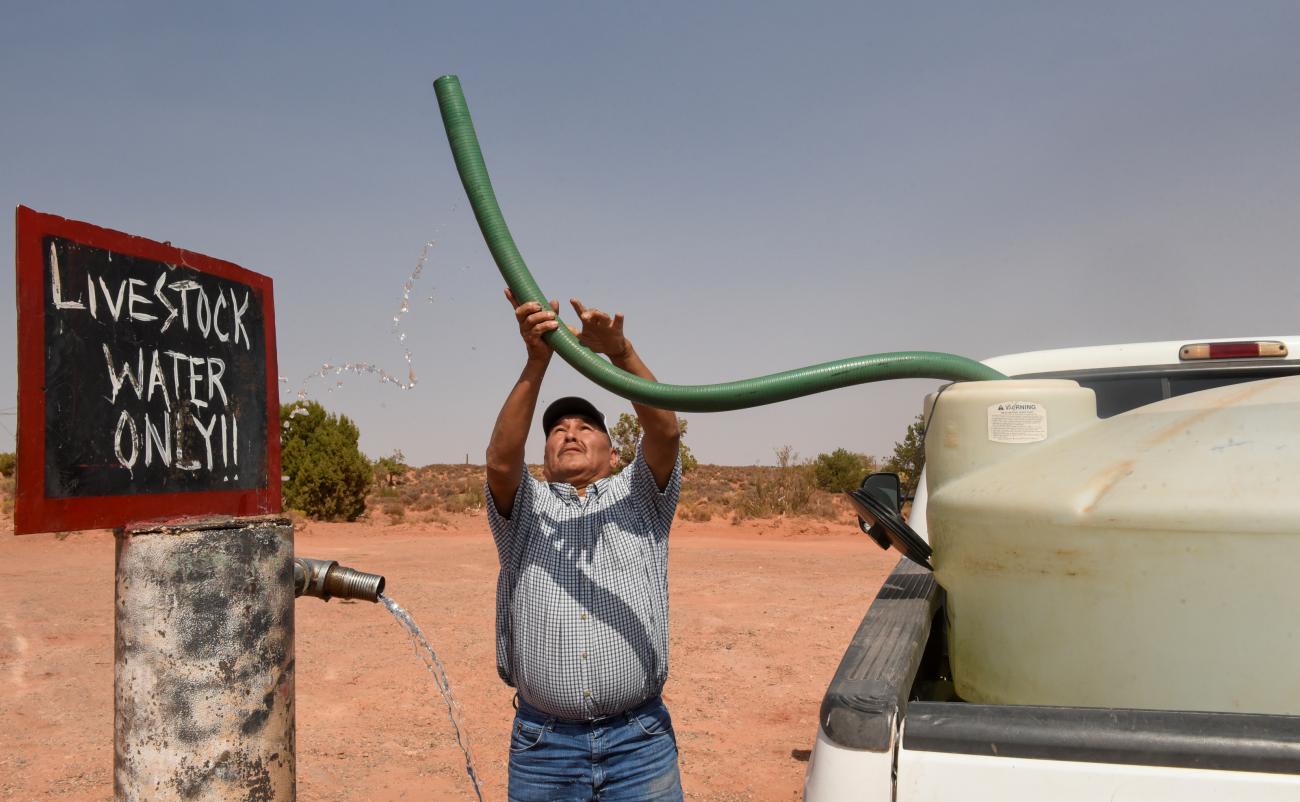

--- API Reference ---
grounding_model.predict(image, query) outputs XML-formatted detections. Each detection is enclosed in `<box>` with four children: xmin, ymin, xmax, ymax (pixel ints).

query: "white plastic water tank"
<box><xmin>925</xmin><ymin>375</ymin><xmax>1300</xmax><ymax>714</ymax></box>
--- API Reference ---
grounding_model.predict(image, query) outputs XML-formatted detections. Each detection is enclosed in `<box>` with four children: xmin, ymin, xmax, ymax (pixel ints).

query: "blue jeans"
<box><xmin>508</xmin><ymin>696</ymin><xmax>684</xmax><ymax>802</ymax></box>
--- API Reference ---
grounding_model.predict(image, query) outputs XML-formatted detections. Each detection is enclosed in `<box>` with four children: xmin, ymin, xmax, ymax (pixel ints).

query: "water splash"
<box><xmin>380</xmin><ymin>594</ymin><xmax>485</xmax><ymax>802</ymax></box>
<box><xmin>276</xmin><ymin>201</ymin><xmax>466</xmax><ymax>408</ymax></box>
<box><xmin>290</xmin><ymin>240</ymin><xmax>437</xmax><ymax>404</ymax></box>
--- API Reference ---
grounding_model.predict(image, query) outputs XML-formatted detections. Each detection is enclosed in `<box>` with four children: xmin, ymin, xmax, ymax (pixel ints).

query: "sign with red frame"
<box><xmin>14</xmin><ymin>206</ymin><xmax>281</xmax><ymax>534</ymax></box>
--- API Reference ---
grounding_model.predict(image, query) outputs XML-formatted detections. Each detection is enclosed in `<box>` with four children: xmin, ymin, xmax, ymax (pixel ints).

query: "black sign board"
<box><xmin>15</xmin><ymin>207</ymin><xmax>281</xmax><ymax>534</ymax></box>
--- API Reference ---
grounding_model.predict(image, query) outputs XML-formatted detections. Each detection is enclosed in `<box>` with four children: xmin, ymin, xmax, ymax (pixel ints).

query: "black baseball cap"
<box><xmin>541</xmin><ymin>396</ymin><xmax>607</xmax><ymax>436</ymax></box>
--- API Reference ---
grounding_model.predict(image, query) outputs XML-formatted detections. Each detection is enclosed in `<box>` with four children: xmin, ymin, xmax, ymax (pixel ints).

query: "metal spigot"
<box><xmin>293</xmin><ymin>557</ymin><xmax>386</xmax><ymax>602</ymax></box>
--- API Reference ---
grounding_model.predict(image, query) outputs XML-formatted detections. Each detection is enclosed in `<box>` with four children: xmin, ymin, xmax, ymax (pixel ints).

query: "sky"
<box><xmin>3</xmin><ymin>1</ymin><xmax>1299</xmax><ymax>467</ymax></box>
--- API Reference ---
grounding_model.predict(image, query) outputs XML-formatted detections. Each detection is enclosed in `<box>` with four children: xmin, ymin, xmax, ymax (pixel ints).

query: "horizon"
<box><xmin>5</xmin><ymin>3</ymin><xmax>1300</xmax><ymax>466</ymax></box>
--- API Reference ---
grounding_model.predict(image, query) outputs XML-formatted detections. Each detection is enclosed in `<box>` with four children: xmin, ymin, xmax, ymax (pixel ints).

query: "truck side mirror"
<box><xmin>846</xmin><ymin>471</ymin><xmax>932</xmax><ymax>569</ymax></box>
<box><xmin>860</xmin><ymin>472</ymin><xmax>902</xmax><ymax>515</ymax></box>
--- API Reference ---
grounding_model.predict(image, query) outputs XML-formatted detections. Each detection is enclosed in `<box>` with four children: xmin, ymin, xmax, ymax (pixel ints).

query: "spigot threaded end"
<box><xmin>324</xmin><ymin>567</ymin><xmax>385</xmax><ymax>603</ymax></box>
<box><xmin>294</xmin><ymin>557</ymin><xmax>386</xmax><ymax>603</ymax></box>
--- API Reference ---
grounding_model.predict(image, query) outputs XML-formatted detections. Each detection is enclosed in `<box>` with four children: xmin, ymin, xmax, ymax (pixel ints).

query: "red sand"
<box><xmin>0</xmin><ymin>513</ymin><xmax>895</xmax><ymax>801</ymax></box>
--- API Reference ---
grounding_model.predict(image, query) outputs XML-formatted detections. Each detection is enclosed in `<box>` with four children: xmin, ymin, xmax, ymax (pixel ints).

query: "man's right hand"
<box><xmin>507</xmin><ymin>288</ymin><xmax>571</xmax><ymax>362</ymax></box>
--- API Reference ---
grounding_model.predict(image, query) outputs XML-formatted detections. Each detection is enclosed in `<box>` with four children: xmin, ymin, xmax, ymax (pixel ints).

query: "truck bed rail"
<box><xmin>818</xmin><ymin>557</ymin><xmax>941</xmax><ymax>751</ymax></box>
<box><xmin>904</xmin><ymin>703</ymin><xmax>1300</xmax><ymax>774</ymax></box>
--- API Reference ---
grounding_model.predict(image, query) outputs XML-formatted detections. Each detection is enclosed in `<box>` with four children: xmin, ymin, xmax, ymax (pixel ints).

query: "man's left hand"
<box><xmin>571</xmin><ymin>298</ymin><xmax>628</xmax><ymax>359</ymax></box>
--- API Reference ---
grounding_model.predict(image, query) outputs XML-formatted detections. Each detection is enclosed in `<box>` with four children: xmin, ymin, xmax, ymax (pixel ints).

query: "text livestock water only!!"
<box><xmin>44</xmin><ymin>236</ymin><xmax>268</xmax><ymax>495</ymax></box>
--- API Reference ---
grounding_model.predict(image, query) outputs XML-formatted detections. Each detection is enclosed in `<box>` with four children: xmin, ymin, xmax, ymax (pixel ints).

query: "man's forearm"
<box><xmin>486</xmin><ymin>357</ymin><xmax>549</xmax><ymax>477</ymax></box>
<box><xmin>611</xmin><ymin>340</ymin><xmax>679</xmax><ymax>441</ymax></box>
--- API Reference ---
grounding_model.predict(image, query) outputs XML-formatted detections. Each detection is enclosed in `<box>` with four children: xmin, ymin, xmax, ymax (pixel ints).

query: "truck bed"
<box><xmin>807</xmin><ymin>557</ymin><xmax>1300</xmax><ymax>800</ymax></box>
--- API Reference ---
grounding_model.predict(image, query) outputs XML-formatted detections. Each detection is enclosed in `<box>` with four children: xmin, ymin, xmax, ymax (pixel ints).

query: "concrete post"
<box><xmin>114</xmin><ymin>516</ymin><xmax>295</xmax><ymax>802</ymax></box>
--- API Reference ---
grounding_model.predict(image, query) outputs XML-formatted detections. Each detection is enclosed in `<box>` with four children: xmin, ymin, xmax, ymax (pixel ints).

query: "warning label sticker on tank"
<box><xmin>987</xmin><ymin>401</ymin><xmax>1048</xmax><ymax>443</ymax></box>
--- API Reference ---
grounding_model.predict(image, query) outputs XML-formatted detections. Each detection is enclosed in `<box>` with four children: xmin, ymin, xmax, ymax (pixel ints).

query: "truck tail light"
<box><xmin>1179</xmin><ymin>341</ymin><xmax>1288</xmax><ymax>361</ymax></box>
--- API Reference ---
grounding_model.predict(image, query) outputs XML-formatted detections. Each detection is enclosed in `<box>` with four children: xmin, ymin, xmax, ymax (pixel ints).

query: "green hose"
<box><xmin>433</xmin><ymin>75</ymin><xmax>1005</xmax><ymax>412</ymax></box>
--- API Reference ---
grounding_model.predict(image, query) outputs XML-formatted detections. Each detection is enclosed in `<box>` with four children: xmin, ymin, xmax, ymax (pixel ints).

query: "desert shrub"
<box><xmin>382</xmin><ymin>501</ymin><xmax>406</xmax><ymax>524</ymax></box>
<box><xmin>735</xmin><ymin>446</ymin><xmax>819</xmax><ymax>520</ymax></box>
<box><xmin>285</xmin><ymin>508</ymin><xmax>311</xmax><ymax>532</ymax></box>
<box><xmin>609</xmin><ymin>414</ymin><xmax>699</xmax><ymax>472</ymax></box>
<box><xmin>280</xmin><ymin>401</ymin><xmax>371</xmax><ymax>521</ymax></box>
<box><xmin>813</xmin><ymin>448</ymin><xmax>873</xmax><ymax>492</ymax></box>
<box><xmin>443</xmin><ymin>478</ymin><xmax>485</xmax><ymax>514</ymax></box>
<box><xmin>418</xmin><ymin>508</ymin><xmax>449</xmax><ymax>526</ymax></box>
<box><xmin>736</xmin><ymin>470</ymin><xmax>813</xmax><ymax>519</ymax></box>
<box><xmin>0</xmin><ymin>452</ymin><xmax>15</xmax><ymax>478</ymax></box>
<box><xmin>678</xmin><ymin>501</ymin><xmax>716</xmax><ymax>522</ymax></box>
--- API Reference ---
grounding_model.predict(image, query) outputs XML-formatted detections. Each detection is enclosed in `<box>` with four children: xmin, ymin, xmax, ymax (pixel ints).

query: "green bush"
<box><xmin>608</xmin><ymin>413</ymin><xmax>699</xmax><ymax>472</ymax></box>
<box><xmin>813</xmin><ymin>448</ymin><xmax>872</xmax><ymax>492</ymax></box>
<box><xmin>280</xmin><ymin>401</ymin><xmax>371</xmax><ymax>521</ymax></box>
<box><xmin>373</xmin><ymin>449</ymin><xmax>410</xmax><ymax>488</ymax></box>
<box><xmin>0</xmin><ymin>452</ymin><xmax>14</xmax><ymax>518</ymax></box>
<box><xmin>883</xmin><ymin>413</ymin><xmax>926</xmax><ymax>499</ymax></box>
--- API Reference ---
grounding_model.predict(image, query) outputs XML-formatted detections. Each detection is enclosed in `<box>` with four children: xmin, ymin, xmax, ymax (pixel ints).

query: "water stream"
<box><xmin>380</xmin><ymin>594</ymin><xmax>486</xmax><ymax>802</ymax></box>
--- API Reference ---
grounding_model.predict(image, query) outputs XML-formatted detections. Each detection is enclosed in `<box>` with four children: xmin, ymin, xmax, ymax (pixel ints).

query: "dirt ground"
<box><xmin>0</xmin><ymin>512</ymin><xmax>896</xmax><ymax>801</ymax></box>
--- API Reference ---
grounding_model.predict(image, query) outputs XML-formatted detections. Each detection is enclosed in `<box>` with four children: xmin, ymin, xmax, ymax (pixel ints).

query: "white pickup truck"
<box><xmin>804</xmin><ymin>336</ymin><xmax>1300</xmax><ymax>801</ymax></box>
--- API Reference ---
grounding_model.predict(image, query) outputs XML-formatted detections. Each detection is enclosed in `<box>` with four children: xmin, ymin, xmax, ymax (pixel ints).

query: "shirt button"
<box><xmin>583</xmin><ymin>690</ymin><xmax>592</xmax><ymax>699</ymax></box>
<box><xmin>581</xmin><ymin>650</ymin><xmax>588</xmax><ymax>660</ymax></box>
<box><xmin>580</xmin><ymin>612</ymin><xmax>588</xmax><ymax>620</ymax></box>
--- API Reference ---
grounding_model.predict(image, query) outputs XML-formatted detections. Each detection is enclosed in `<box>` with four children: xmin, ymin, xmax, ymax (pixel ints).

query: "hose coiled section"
<box><xmin>433</xmin><ymin>75</ymin><xmax>1005</xmax><ymax>412</ymax></box>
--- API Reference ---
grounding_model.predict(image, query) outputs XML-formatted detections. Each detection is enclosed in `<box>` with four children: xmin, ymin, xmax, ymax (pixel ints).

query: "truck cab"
<box><xmin>804</xmin><ymin>336</ymin><xmax>1300</xmax><ymax>801</ymax></box>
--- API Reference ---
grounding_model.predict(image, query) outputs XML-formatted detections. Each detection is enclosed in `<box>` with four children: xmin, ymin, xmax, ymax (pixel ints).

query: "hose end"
<box><xmin>294</xmin><ymin>557</ymin><xmax>386</xmax><ymax>603</ymax></box>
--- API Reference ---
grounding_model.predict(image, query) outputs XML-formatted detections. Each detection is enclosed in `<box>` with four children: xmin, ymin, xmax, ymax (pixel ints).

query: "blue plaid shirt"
<box><xmin>486</xmin><ymin>443</ymin><xmax>682</xmax><ymax>720</ymax></box>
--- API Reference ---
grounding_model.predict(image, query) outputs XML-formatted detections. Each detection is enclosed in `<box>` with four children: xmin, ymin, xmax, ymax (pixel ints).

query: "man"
<box><xmin>485</xmin><ymin>288</ymin><xmax>683</xmax><ymax>802</ymax></box>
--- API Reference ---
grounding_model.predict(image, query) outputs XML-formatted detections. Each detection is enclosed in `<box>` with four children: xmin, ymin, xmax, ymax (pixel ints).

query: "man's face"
<box><xmin>542</xmin><ymin>414</ymin><xmax>618</xmax><ymax>486</ymax></box>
